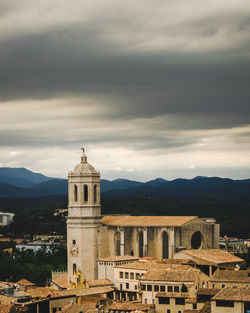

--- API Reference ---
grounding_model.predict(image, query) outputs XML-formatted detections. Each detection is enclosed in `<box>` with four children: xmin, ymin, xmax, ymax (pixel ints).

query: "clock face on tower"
<box><xmin>70</xmin><ymin>244</ymin><xmax>79</xmax><ymax>256</ymax></box>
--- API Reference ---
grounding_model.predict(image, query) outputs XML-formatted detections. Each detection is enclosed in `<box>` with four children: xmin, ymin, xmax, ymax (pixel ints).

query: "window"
<box><xmin>125</xmin><ymin>272</ymin><xmax>129</xmax><ymax>279</ymax></box>
<box><xmin>167</xmin><ymin>286</ymin><xmax>173</xmax><ymax>292</ymax></box>
<box><xmin>135</xmin><ymin>285</ymin><xmax>137</xmax><ymax>290</ymax></box>
<box><xmin>84</xmin><ymin>185</ymin><xmax>88</xmax><ymax>202</ymax></box>
<box><xmin>216</xmin><ymin>300</ymin><xmax>234</xmax><ymax>307</ymax></box>
<box><xmin>94</xmin><ymin>184</ymin><xmax>97</xmax><ymax>203</ymax></box>
<box><xmin>145</xmin><ymin>299</ymin><xmax>147</xmax><ymax>304</ymax></box>
<box><xmin>141</xmin><ymin>284</ymin><xmax>146</xmax><ymax>291</ymax></box>
<box><xmin>73</xmin><ymin>263</ymin><xmax>76</xmax><ymax>274</ymax></box>
<box><xmin>126</xmin><ymin>283</ymin><xmax>129</xmax><ymax>289</ymax></box>
<box><xmin>178</xmin><ymin>311</ymin><xmax>182</xmax><ymax>313</ymax></box>
<box><xmin>175</xmin><ymin>298</ymin><xmax>185</xmax><ymax>305</ymax></box>
<box><xmin>193</xmin><ymin>304</ymin><xmax>197</xmax><ymax>309</ymax></box>
<box><xmin>53</xmin><ymin>309</ymin><xmax>56</xmax><ymax>313</ymax></box>
<box><xmin>181</xmin><ymin>284</ymin><xmax>188</xmax><ymax>292</ymax></box>
<box><xmin>159</xmin><ymin>297</ymin><xmax>170</xmax><ymax>304</ymax></box>
<box><xmin>130</xmin><ymin>273</ymin><xmax>134</xmax><ymax>279</ymax></box>
<box><xmin>160</xmin><ymin>285</ymin><xmax>166</xmax><ymax>292</ymax></box>
<box><xmin>120</xmin><ymin>284</ymin><xmax>123</xmax><ymax>290</ymax></box>
<box><xmin>222</xmin><ymin>284</ymin><xmax>225</xmax><ymax>288</ymax></box>
<box><xmin>147</xmin><ymin>285</ymin><xmax>152</xmax><ymax>291</ymax></box>
<box><xmin>119</xmin><ymin>272</ymin><xmax>123</xmax><ymax>279</ymax></box>
<box><xmin>154</xmin><ymin>285</ymin><xmax>159</xmax><ymax>292</ymax></box>
<box><xmin>136</xmin><ymin>273</ymin><xmax>140</xmax><ymax>280</ymax></box>
<box><xmin>58</xmin><ymin>308</ymin><xmax>61</xmax><ymax>311</ymax></box>
<box><xmin>74</xmin><ymin>185</ymin><xmax>78</xmax><ymax>201</ymax></box>
<box><xmin>167</xmin><ymin>310</ymin><xmax>171</xmax><ymax>313</ymax></box>
<box><xmin>73</xmin><ymin>240</ymin><xmax>76</xmax><ymax>245</ymax></box>
<box><xmin>174</xmin><ymin>286</ymin><xmax>179</xmax><ymax>292</ymax></box>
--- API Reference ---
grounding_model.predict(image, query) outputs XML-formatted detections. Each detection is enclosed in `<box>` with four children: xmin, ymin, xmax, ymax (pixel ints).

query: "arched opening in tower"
<box><xmin>94</xmin><ymin>184</ymin><xmax>97</xmax><ymax>203</ymax></box>
<box><xmin>74</xmin><ymin>185</ymin><xmax>78</xmax><ymax>202</ymax></box>
<box><xmin>84</xmin><ymin>185</ymin><xmax>88</xmax><ymax>202</ymax></box>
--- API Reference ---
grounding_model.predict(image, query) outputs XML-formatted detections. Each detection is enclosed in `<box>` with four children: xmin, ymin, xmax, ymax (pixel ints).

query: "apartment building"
<box><xmin>209</xmin><ymin>269</ymin><xmax>250</xmax><ymax>289</ymax></box>
<box><xmin>211</xmin><ymin>286</ymin><xmax>250</xmax><ymax>313</ymax></box>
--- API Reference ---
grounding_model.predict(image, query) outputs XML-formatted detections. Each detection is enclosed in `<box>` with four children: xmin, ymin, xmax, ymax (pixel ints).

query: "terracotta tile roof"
<box><xmin>17</xmin><ymin>279</ymin><xmax>36</xmax><ymax>286</ymax></box>
<box><xmin>212</xmin><ymin>286</ymin><xmax>250</xmax><ymax>301</ymax></box>
<box><xmin>199</xmin><ymin>302</ymin><xmax>211</xmax><ymax>313</ymax></box>
<box><xmin>3</xmin><ymin>248</ymin><xmax>13</xmax><ymax>254</ymax></box>
<box><xmin>116</xmin><ymin>260</ymin><xmax>190</xmax><ymax>271</ymax></box>
<box><xmin>108</xmin><ymin>302</ymin><xmax>153</xmax><ymax>311</ymax></box>
<box><xmin>98</xmin><ymin>255</ymin><xmax>139</xmax><ymax>262</ymax></box>
<box><xmin>24</xmin><ymin>287</ymin><xmax>60</xmax><ymax>298</ymax></box>
<box><xmin>0</xmin><ymin>296</ymin><xmax>13</xmax><ymax>305</ymax></box>
<box><xmin>210</xmin><ymin>269</ymin><xmax>250</xmax><ymax>283</ymax></box>
<box><xmin>197</xmin><ymin>288</ymin><xmax>221</xmax><ymax>296</ymax></box>
<box><xmin>174</xmin><ymin>249</ymin><xmax>244</xmax><ymax>265</ymax></box>
<box><xmin>62</xmin><ymin>303</ymin><xmax>96</xmax><ymax>313</ymax></box>
<box><xmin>87</xmin><ymin>278</ymin><xmax>113</xmax><ymax>287</ymax></box>
<box><xmin>59</xmin><ymin>286</ymin><xmax>114</xmax><ymax>297</ymax></box>
<box><xmin>156</xmin><ymin>292</ymin><xmax>189</xmax><ymax>298</ymax></box>
<box><xmin>52</xmin><ymin>274</ymin><xmax>68</xmax><ymax>289</ymax></box>
<box><xmin>102</xmin><ymin>215</ymin><xmax>197</xmax><ymax>227</ymax></box>
<box><xmin>158</xmin><ymin>259</ymin><xmax>195</xmax><ymax>265</ymax></box>
<box><xmin>141</xmin><ymin>267</ymin><xmax>200</xmax><ymax>282</ymax></box>
<box><xmin>0</xmin><ymin>303</ymin><xmax>14</xmax><ymax>313</ymax></box>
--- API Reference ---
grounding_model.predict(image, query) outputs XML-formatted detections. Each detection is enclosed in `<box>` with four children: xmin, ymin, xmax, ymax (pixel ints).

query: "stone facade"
<box><xmin>67</xmin><ymin>152</ymin><xmax>220</xmax><ymax>283</ymax></box>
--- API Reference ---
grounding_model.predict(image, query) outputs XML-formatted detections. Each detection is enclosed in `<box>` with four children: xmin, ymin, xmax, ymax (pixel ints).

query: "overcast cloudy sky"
<box><xmin>0</xmin><ymin>0</ymin><xmax>250</xmax><ymax>181</ymax></box>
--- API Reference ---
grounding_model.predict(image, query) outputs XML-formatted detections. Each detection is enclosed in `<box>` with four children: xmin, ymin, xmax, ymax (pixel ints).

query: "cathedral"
<box><xmin>67</xmin><ymin>151</ymin><xmax>220</xmax><ymax>283</ymax></box>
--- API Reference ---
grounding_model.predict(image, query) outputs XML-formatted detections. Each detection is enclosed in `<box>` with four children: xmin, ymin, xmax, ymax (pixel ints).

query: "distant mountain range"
<box><xmin>0</xmin><ymin>167</ymin><xmax>250</xmax><ymax>201</ymax></box>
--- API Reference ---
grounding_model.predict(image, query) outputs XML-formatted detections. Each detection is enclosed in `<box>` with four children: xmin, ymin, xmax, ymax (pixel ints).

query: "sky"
<box><xmin>0</xmin><ymin>0</ymin><xmax>250</xmax><ymax>181</ymax></box>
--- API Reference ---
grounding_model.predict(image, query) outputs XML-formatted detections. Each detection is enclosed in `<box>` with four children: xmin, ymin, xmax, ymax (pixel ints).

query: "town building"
<box><xmin>140</xmin><ymin>266</ymin><xmax>209</xmax><ymax>304</ymax></box>
<box><xmin>211</xmin><ymin>286</ymin><xmax>250</xmax><ymax>313</ymax></box>
<box><xmin>209</xmin><ymin>269</ymin><xmax>250</xmax><ymax>289</ymax></box>
<box><xmin>98</xmin><ymin>255</ymin><xmax>139</xmax><ymax>281</ymax></box>
<box><xmin>67</xmin><ymin>151</ymin><xmax>220</xmax><ymax>283</ymax></box>
<box><xmin>0</xmin><ymin>212</ymin><xmax>14</xmax><ymax>226</ymax></box>
<box><xmin>174</xmin><ymin>249</ymin><xmax>245</xmax><ymax>277</ymax></box>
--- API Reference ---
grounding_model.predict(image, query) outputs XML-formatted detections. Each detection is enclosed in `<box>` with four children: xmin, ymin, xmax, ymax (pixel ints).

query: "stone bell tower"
<box><xmin>67</xmin><ymin>149</ymin><xmax>102</xmax><ymax>282</ymax></box>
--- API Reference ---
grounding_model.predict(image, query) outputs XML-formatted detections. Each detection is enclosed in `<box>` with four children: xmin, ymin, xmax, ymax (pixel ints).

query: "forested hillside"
<box><xmin>0</xmin><ymin>195</ymin><xmax>249</xmax><ymax>238</ymax></box>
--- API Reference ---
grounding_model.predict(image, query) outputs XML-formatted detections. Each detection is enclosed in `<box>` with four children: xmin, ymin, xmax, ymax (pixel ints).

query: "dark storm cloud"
<box><xmin>0</xmin><ymin>2</ymin><xmax>250</xmax><ymax>131</ymax></box>
<box><xmin>0</xmin><ymin>0</ymin><xmax>250</xmax><ymax>181</ymax></box>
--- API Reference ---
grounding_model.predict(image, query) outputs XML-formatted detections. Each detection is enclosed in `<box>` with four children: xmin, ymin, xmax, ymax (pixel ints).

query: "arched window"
<box><xmin>139</xmin><ymin>231</ymin><xmax>144</xmax><ymax>257</ymax></box>
<box><xmin>191</xmin><ymin>231</ymin><xmax>203</xmax><ymax>249</ymax></box>
<box><xmin>115</xmin><ymin>232</ymin><xmax>121</xmax><ymax>256</ymax></box>
<box><xmin>73</xmin><ymin>263</ymin><xmax>77</xmax><ymax>274</ymax></box>
<box><xmin>130</xmin><ymin>249</ymin><xmax>134</xmax><ymax>256</ymax></box>
<box><xmin>162</xmin><ymin>231</ymin><xmax>169</xmax><ymax>259</ymax></box>
<box><xmin>74</xmin><ymin>185</ymin><xmax>78</xmax><ymax>201</ymax></box>
<box><xmin>84</xmin><ymin>185</ymin><xmax>88</xmax><ymax>202</ymax></box>
<box><xmin>94</xmin><ymin>184</ymin><xmax>97</xmax><ymax>203</ymax></box>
